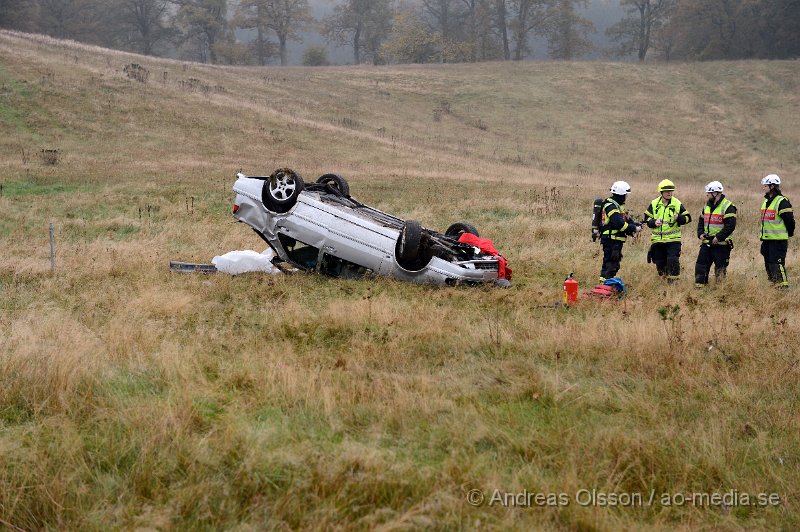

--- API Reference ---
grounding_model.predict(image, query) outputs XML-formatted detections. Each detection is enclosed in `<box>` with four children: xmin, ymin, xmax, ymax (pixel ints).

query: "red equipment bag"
<box><xmin>588</xmin><ymin>284</ymin><xmax>619</xmax><ymax>300</ymax></box>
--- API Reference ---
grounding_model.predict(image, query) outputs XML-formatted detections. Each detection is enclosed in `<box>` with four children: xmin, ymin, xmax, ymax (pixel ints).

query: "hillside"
<box><xmin>1</xmin><ymin>30</ymin><xmax>799</xmax><ymax>530</ymax></box>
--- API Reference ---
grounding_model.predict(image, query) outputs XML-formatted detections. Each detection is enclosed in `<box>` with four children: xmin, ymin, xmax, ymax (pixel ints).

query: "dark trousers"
<box><xmin>761</xmin><ymin>240</ymin><xmax>789</xmax><ymax>286</ymax></box>
<box><xmin>649</xmin><ymin>242</ymin><xmax>681</xmax><ymax>278</ymax></box>
<box><xmin>694</xmin><ymin>243</ymin><xmax>731</xmax><ymax>284</ymax></box>
<box><xmin>600</xmin><ymin>239</ymin><xmax>624</xmax><ymax>280</ymax></box>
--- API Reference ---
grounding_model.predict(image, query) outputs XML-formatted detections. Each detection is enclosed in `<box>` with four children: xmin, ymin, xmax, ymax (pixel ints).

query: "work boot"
<box><xmin>694</xmin><ymin>270</ymin><xmax>709</xmax><ymax>285</ymax></box>
<box><xmin>666</xmin><ymin>258</ymin><xmax>681</xmax><ymax>278</ymax></box>
<box><xmin>694</xmin><ymin>282</ymin><xmax>705</xmax><ymax>289</ymax></box>
<box><xmin>715</xmin><ymin>267</ymin><xmax>727</xmax><ymax>283</ymax></box>
<box><xmin>767</xmin><ymin>263</ymin><xmax>784</xmax><ymax>285</ymax></box>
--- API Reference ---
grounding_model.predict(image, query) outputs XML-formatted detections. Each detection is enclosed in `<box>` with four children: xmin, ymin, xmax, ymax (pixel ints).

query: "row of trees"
<box><xmin>608</xmin><ymin>0</ymin><xmax>800</xmax><ymax>62</ymax></box>
<box><xmin>1</xmin><ymin>0</ymin><xmax>798</xmax><ymax>65</ymax></box>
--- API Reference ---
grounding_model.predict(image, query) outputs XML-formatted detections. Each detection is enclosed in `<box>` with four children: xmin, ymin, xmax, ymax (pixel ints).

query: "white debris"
<box><xmin>212</xmin><ymin>248</ymin><xmax>281</xmax><ymax>275</ymax></box>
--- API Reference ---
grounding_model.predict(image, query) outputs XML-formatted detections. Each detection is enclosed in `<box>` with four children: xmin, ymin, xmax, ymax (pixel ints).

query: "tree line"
<box><xmin>1</xmin><ymin>0</ymin><xmax>798</xmax><ymax>65</ymax></box>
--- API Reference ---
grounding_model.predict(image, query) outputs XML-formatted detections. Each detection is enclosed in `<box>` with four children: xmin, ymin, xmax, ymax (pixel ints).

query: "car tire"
<box><xmin>398</xmin><ymin>220</ymin><xmax>422</xmax><ymax>262</ymax></box>
<box><xmin>316</xmin><ymin>173</ymin><xmax>350</xmax><ymax>197</ymax></box>
<box><xmin>263</xmin><ymin>168</ymin><xmax>304</xmax><ymax>213</ymax></box>
<box><xmin>445</xmin><ymin>222</ymin><xmax>480</xmax><ymax>238</ymax></box>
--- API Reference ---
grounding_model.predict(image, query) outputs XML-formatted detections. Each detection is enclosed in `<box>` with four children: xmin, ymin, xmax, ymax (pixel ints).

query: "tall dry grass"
<box><xmin>1</xmin><ymin>29</ymin><xmax>799</xmax><ymax>529</ymax></box>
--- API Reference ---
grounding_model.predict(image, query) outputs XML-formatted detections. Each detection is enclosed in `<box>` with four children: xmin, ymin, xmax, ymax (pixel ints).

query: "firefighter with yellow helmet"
<box><xmin>643</xmin><ymin>179</ymin><xmax>692</xmax><ymax>281</ymax></box>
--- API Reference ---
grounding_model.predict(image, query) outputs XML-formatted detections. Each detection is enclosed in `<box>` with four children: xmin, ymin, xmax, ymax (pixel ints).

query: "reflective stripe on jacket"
<box><xmin>646</xmin><ymin>196</ymin><xmax>685</xmax><ymax>243</ymax></box>
<box><xmin>601</xmin><ymin>198</ymin><xmax>629</xmax><ymax>242</ymax></box>
<box><xmin>703</xmin><ymin>198</ymin><xmax>735</xmax><ymax>242</ymax></box>
<box><xmin>761</xmin><ymin>195</ymin><xmax>789</xmax><ymax>240</ymax></box>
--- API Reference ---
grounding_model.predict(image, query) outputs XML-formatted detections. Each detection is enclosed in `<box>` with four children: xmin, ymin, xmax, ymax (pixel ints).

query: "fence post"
<box><xmin>49</xmin><ymin>223</ymin><xmax>55</xmax><ymax>273</ymax></box>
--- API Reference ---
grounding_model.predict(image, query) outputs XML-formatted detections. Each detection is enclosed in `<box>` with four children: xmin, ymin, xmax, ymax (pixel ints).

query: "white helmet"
<box><xmin>610</xmin><ymin>180</ymin><xmax>631</xmax><ymax>195</ymax></box>
<box><xmin>761</xmin><ymin>174</ymin><xmax>781</xmax><ymax>186</ymax></box>
<box><xmin>705</xmin><ymin>181</ymin><xmax>724</xmax><ymax>193</ymax></box>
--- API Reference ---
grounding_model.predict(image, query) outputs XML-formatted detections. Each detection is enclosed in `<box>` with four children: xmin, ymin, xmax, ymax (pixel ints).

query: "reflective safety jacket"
<box><xmin>601</xmin><ymin>197</ymin><xmax>636</xmax><ymax>242</ymax></box>
<box><xmin>761</xmin><ymin>194</ymin><xmax>794</xmax><ymax>241</ymax></box>
<box><xmin>698</xmin><ymin>196</ymin><xmax>736</xmax><ymax>243</ymax></box>
<box><xmin>644</xmin><ymin>196</ymin><xmax>691</xmax><ymax>243</ymax></box>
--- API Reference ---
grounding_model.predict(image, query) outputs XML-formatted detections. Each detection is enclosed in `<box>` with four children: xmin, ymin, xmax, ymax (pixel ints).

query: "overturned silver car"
<box><xmin>231</xmin><ymin>168</ymin><xmax>511</xmax><ymax>286</ymax></box>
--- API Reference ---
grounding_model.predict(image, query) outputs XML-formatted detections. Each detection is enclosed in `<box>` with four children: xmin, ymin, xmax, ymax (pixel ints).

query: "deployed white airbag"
<box><xmin>212</xmin><ymin>248</ymin><xmax>280</xmax><ymax>275</ymax></box>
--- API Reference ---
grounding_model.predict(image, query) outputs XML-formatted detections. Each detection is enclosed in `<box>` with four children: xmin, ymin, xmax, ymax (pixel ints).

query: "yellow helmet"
<box><xmin>658</xmin><ymin>179</ymin><xmax>676</xmax><ymax>192</ymax></box>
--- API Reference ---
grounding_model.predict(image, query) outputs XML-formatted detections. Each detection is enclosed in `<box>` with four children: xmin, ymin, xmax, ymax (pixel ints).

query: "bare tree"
<box><xmin>494</xmin><ymin>0</ymin><xmax>510</xmax><ymax>59</ymax></box>
<box><xmin>235</xmin><ymin>0</ymin><xmax>277</xmax><ymax>65</ymax></box>
<box><xmin>323</xmin><ymin>0</ymin><xmax>393</xmax><ymax>65</ymax></box>
<box><xmin>660</xmin><ymin>0</ymin><xmax>749</xmax><ymax>60</ymax></box>
<box><xmin>606</xmin><ymin>0</ymin><xmax>675</xmax><ymax>61</ymax></box>
<box><xmin>256</xmin><ymin>0</ymin><xmax>313</xmax><ymax>66</ymax></box>
<box><xmin>508</xmin><ymin>0</ymin><xmax>550</xmax><ymax>60</ymax></box>
<box><xmin>116</xmin><ymin>0</ymin><xmax>175</xmax><ymax>55</ymax></box>
<box><xmin>544</xmin><ymin>0</ymin><xmax>595</xmax><ymax>60</ymax></box>
<box><xmin>421</xmin><ymin>0</ymin><xmax>466</xmax><ymax>61</ymax></box>
<box><xmin>172</xmin><ymin>0</ymin><xmax>229</xmax><ymax>63</ymax></box>
<box><xmin>421</xmin><ymin>0</ymin><xmax>454</xmax><ymax>40</ymax></box>
<box><xmin>0</xmin><ymin>0</ymin><xmax>40</xmax><ymax>31</ymax></box>
<box><xmin>359</xmin><ymin>0</ymin><xmax>394</xmax><ymax>64</ymax></box>
<box><xmin>650</xmin><ymin>16</ymin><xmax>678</xmax><ymax>61</ymax></box>
<box><xmin>457</xmin><ymin>0</ymin><xmax>479</xmax><ymax>60</ymax></box>
<box><xmin>458</xmin><ymin>0</ymin><xmax>503</xmax><ymax>61</ymax></box>
<box><xmin>38</xmin><ymin>0</ymin><xmax>114</xmax><ymax>43</ymax></box>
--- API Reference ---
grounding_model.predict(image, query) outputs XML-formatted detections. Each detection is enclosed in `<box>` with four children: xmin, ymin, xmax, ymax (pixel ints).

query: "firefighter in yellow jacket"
<box><xmin>759</xmin><ymin>174</ymin><xmax>794</xmax><ymax>288</ymax></box>
<box><xmin>643</xmin><ymin>179</ymin><xmax>692</xmax><ymax>281</ymax></box>
<box><xmin>695</xmin><ymin>181</ymin><xmax>736</xmax><ymax>286</ymax></box>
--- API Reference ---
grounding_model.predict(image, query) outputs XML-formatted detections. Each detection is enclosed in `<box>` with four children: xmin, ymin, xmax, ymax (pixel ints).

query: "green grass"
<box><xmin>0</xmin><ymin>179</ymin><xmax>85</xmax><ymax>197</ymax></box>
<box><xmin>0</xmin><ymin>65</ymin><xmax>32</xmax><ymax>129</ymax></box>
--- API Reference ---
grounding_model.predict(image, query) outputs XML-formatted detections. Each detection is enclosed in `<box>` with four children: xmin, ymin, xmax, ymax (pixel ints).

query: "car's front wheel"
<box><xmin>263</xmin><ymin>168</ymin><xmax>304</xmax><ymax>213</ymax></box>
<box><xmin>398</xmin><ymin>220</ymin><xmax>422</xmax><ymax>262</ymax></box>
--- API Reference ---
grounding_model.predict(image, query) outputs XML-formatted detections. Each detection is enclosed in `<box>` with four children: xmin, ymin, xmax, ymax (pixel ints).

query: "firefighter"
<box><xmin>643</xmin><ymin>179</ymin><xmax>692</xmax><ymax>282</ymax></box>
<box><xmin>694</xmin><ymin>181</ymin><xmax>736</xmax><ymax>287</ymax></box>
<box><xmin>599</xmin><ymin>181</ymin><xmax>642</xmax><ymax>282</ymax></box>
<box><xmin>759</xmin><ymin>174</ymin><xmax>794</xmax><ymax>288</ymax></box>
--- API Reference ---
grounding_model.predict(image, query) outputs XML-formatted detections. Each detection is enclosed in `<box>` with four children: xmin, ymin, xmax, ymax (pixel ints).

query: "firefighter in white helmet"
<box><xmin>759</xmin><ymin>174</ymin><xmax>794</xmax><ymax>288</ymax></box>
<box><xmin>642</xmin><ymin>179</ymin><xmax>692</xmax><ymax>282</ymax></box>
<box><xmin>694</xmin><ymin>181</ymin><xmax>736</xmax><ymax>287</ymax></box>
<box><xmin>598</xmin><ymin>181</ymin><xmax>642</xmax><ymax>282</ymax></box>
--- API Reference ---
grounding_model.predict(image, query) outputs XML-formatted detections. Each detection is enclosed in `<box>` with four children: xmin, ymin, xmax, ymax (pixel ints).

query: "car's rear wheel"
<box><xmin>445</xmin><ymin>222</ymin><xmax>480</xmax><ymax>238</ymax></box>
<box><xmin>263</xmin><ymin>168</ymin><xmax>304</xmax><ymax>213</ymax></box>
<box><xmin>398</xmin><ymin>220</ymin><xmax>422</xmax><ymax>262</ymax></box>
<box><xmin>316</xmin><ymin>173</ymin><xmax>350</xmax><ymax>197</ymax></box>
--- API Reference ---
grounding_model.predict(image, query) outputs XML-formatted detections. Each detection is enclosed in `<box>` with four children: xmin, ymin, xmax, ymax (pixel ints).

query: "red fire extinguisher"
<box><xmin>563</xmin><ymin>273</ymin><xmax>578</xmax><ymax>305</ymax></box>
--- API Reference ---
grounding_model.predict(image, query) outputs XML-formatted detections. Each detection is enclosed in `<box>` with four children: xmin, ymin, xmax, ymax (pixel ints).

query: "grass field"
<box><xmin>1</xmin><ymin>30</ymin><xmax>799</xmax><ymax>530</ymax></box>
